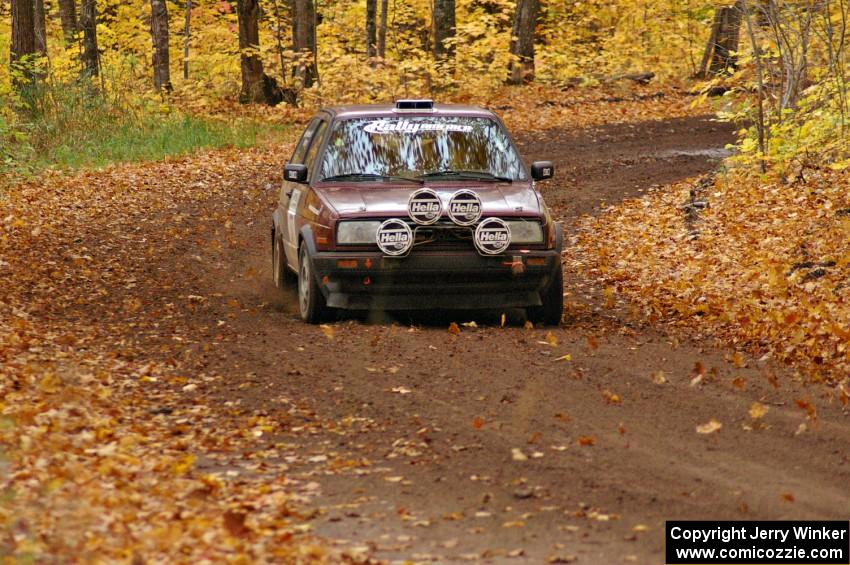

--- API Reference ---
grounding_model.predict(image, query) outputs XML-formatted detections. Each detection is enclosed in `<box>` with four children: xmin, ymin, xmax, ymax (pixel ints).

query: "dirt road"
<box><xmin>124</xmin><ymin>116</ymin><xmax>850</xmax><ymax>562</ymax></box>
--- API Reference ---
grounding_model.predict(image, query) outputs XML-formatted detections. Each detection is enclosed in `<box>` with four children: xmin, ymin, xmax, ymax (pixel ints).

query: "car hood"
<box><xmin>315</xmin><ymin>183</ymin><xmax>542</xmax><ymax>217</ymax></box>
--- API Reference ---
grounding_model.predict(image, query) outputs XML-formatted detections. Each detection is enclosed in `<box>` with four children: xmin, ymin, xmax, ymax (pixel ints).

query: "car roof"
<box><xmin>322</xmin><ymin>103</ymin><xmax>498</xmax><ymax>120</ymax></box>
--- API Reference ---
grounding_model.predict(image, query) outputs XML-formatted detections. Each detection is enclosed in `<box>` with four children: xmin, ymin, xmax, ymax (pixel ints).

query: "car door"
<box><xmin>281</xmin><ymin>118</ymin><xmax>321</xmax><ymax>269</ymax></box>
<box><xmin>285</xmin><ymin>118</ymin><xmax>329</xmax><ymax>268</ymax></box>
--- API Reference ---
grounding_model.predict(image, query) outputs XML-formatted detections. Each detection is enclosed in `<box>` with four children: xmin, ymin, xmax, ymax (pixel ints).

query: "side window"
<box><xmin>290</xmin><ymin>119</ymin><xmax>319</xmax><ymax>164</ymax></box>
<box><xmin>303</xmin><ymin>121</ymin><xmax>329</xmax><ymax>181</ymax></box>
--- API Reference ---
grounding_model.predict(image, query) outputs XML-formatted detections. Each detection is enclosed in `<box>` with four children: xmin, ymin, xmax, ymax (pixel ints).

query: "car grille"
<box><xmin>412</xmin><ymin>222</ymin><xmax>475</xmax><ymax>251</ymax></box>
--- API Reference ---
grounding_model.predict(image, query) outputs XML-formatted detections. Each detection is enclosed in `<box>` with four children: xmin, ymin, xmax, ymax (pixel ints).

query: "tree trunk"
<box><xmin>237</xmin><ymin>0</ymin><xmax>265</xmax><ymax>103</ymax></box>
<box><xmin>432</xmin><ymin>0</ymin><xmax>455</xmax><ymax>60</ymax></box>
<box><xmin>33</xmin><ymin>0</ymin><xmax>47</xmax><ymax>55</ymax></box>
<box><xmin>292</xmin><ymin>0</ymin><xmax>317</xmax><ymax>88</ymax></box>
<box><xmin>366</xmin><ymin>0</ymin><xmax>377</xmax><ymax>60</ymax></box>
<box><xmin>507</xmin><ymin>0</ymin><xmax>538</xmax><ymax>84</ymax></box>
<box><xmin>80</xmin><ymin>0</ymin><xmax>99</xmax><ymax>77</ymax></box>
<box><xmin>183</xmin><ymin>0</ymin><xmax>191</xmax><ymax>80</ymax></box>
<box><xmin>702</xmin><ymin>0</ymin><xmax>744</xmax><ymax>76</ymax></box>
<box><xmin>11</xmin><ymin>0</ymin><xmax>37</xmax><ymax>85</ymax></box>
<box><xmin>58</xmin><ymin>0</ymin><xmax>78</xmax><ymax>45</ymax></box>
<box><xmin>377</xmin><ymin>0</ymin><xmax>388</xmax><ymax>59</ymax></box>
<box><xmin>151</xmin><ymin>0</ymin><xmax>172</xmax><ymax>91</ymax></box>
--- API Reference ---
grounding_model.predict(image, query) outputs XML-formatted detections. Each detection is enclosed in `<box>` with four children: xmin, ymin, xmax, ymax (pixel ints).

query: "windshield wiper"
<box><xmin>322</xmin><ymin>173</ymin><xmax>423</xmax><ymax>184</ymax></box>
<box><xmin>418</xmin><ymin>170</ymin><xmax>513</xmax><ymax>183</ymax></box>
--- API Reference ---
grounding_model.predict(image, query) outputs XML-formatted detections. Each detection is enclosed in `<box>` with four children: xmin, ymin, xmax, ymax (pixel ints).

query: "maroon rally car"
<box><xmin>271</xmin><ymin>99</ymin><xmax>563</xmax><ymax>324</ymax></box>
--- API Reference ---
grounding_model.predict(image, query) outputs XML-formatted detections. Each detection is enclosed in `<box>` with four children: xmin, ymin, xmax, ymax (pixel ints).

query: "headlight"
<box><xmin>505</xmin><ymin>220</ymin><xmax>543</xmax><ymax>244</ymax></box>
<box><xmin>337</xmin><ymin>221</ymin><xmax>382</xmax><ymax>245</ymax></box>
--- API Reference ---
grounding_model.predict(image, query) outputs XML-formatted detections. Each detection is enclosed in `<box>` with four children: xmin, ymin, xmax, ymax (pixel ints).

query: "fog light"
<box><xmin>337</xmin><ymin>259</ymin><xmax>358</xmax><ymax>269</ymax></box>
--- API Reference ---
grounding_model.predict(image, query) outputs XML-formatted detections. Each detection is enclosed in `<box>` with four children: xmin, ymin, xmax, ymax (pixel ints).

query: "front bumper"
<box><xmin>311</xmin><ymin>249</ymin><xmax>561</xmax><ymax>310</ymax></box>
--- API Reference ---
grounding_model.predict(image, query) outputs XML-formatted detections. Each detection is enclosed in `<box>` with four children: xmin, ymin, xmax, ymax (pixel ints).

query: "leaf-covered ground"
<box><xmin>5</xmin><ymin>88</ymin><xmax>847</xmax><ymax>562</ymax></box>
<box><xmin>0</xmin><ymin>147</ymin><xmax>353</xmax><ymax>561</ymax></box>
<box><xmin>575</xmin><ymin>166</ymin><xmax>850</xmax><ymax>398</ymax></box>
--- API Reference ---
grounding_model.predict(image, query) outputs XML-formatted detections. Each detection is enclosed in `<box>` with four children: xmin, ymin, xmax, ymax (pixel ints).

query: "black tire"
<box><xmin>298</xmin><ymin>243</ymin><xmax>332</xmax><ymax>323</ymax></box>
<box><xmin>527</xmin><ymin>262</ymin><xmax>564</xmax><ymax>326</ymax></box>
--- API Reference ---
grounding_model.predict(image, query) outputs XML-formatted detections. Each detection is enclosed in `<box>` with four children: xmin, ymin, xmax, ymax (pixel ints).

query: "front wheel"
<box><xmin>527</xmin><ymin>262</ymin><xmax>564</xmax><ymax>326</ymax></box>
<box><xmin>298</xmin><ymin>244</ymin><xmax>332</xmax><ymax>323</ymax></box>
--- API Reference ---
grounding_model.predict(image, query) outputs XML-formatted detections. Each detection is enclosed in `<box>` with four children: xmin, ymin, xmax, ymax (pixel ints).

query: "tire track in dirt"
<box><xmin>182</xmin><ymin>116</ymin><xmax>850</xmax><ymax>563</ymax></box>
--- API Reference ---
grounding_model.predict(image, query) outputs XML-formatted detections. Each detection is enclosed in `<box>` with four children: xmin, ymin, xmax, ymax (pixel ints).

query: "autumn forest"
<box><xmin>3</xmin><ymin>0</ymin><xmax>850</xmax><ymax>562</ymax></box>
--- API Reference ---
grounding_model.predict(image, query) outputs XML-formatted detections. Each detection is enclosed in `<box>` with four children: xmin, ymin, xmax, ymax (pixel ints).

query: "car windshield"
<box><xmin>319</xmin><ymin>117</ymin><xmax>527</xmax><ymax>182</ymax></box>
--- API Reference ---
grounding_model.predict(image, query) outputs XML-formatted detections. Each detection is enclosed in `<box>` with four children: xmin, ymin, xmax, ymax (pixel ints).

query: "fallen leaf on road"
<box><xmin>577</xmin><ymin>436</ymin><xmax>595</xmax><ymax>446</ymax></box>
<box><xmin>696</xmin><ymin>419</ymin><xmax>722</xmax><ymax>434</ymax></box>
<box><xmin>795</xmin><ymin>398</ymin><xmax>817</xmax><ymax>420</ymax></box>
<box><xmin>554</xmin><ymin>354</ymin><xmax>572</xmax><ymax>362</ymax></box>
<box><xmin>448</xmin><ymin>322</ymin><xmax>461</xmax><ymax>335</ymax></box>
<box><xmin>391</xmin><ymin>386</ymin><xmax>412</xmax><ymax>395</ymax></box>
<box><xmin>749</xmin><ymin>402</ymin><xmax>769</xmax><ymax>420</ymax></box>
<box><xmin>603</xmin><ymin>389</ymin><xmax>622</xmax><ymax>404</ymax></box>
<box><xmin>461</xmin><ymin>321</ymin><xmax>478</xmax><ymax>328</ymax></box>
<box><xmin>547</xmin><ymin>555</ymin><xmax>577</xmax><ymax>564</ymax></box>
<box><xmin>472</xmin><ymin>416</ymin><xmax>484</xmax><ymax>429</ymax></box>
<box><xmin>733</xmin><ymin>352</ymin><xmax>746</xmax><ymax>368</ymax></box>
<box><xmin>223</xmin><ymin>510</ymin><xmax>251</xmax><ymax>538</ymax></box>
<box><xmin>651</xmin><ymin>370</ymin><xmax>666</xmax><ymax>384</ymax></box>
<box><xmin>511</xmin><ymin>448</ymin><xmax>528</xmax><ymax>461</ymax></box>
<box><xmin>320</xmin><ymin>324</ymin><xmax>335</xmax><ymax>340</ymax></box>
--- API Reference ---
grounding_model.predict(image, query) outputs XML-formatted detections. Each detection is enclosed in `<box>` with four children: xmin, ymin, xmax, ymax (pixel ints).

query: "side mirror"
<box><xmin>531</xmin><ymin>161</ymin><xmax>554</xmax><ymax>181</ymax></box>
<box><xmin>284</xmin><ymin>164</ymin><xmax>308</xmax><ymax>184</ymax></box>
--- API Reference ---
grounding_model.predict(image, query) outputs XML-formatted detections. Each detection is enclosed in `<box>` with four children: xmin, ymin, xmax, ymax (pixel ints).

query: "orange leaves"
<box><xmin>574</xmin><ymin>165</ymin><xmax>850</xmax><ymax>384</ymax></box>
<box><xmin>448</xmin><ymin>322</ymin><xmax>461</xmax><ymax>335</ymax></box>
<box><xmin>223</xmin><ymin>510</ymin><xmax>251</xmax><ymax>538</ymax></box>
<box><xmin>795</xmin><ymin>398</ymin><xmax>817</xmax><ymax>420</ymax></box>
<box><xmin>320</xmin><ymin>324</ymin><xmax>335</xmax><ymax>340</ymax></box>
<box><xmin>172</xmin><ymin>454</ymin><xmax>196</xmax><ymax>476</ymax></box>
<box><xmin>577</xmin><ymin>436</ymin><xmax>595</xmax><ymax>446</ymax></box>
